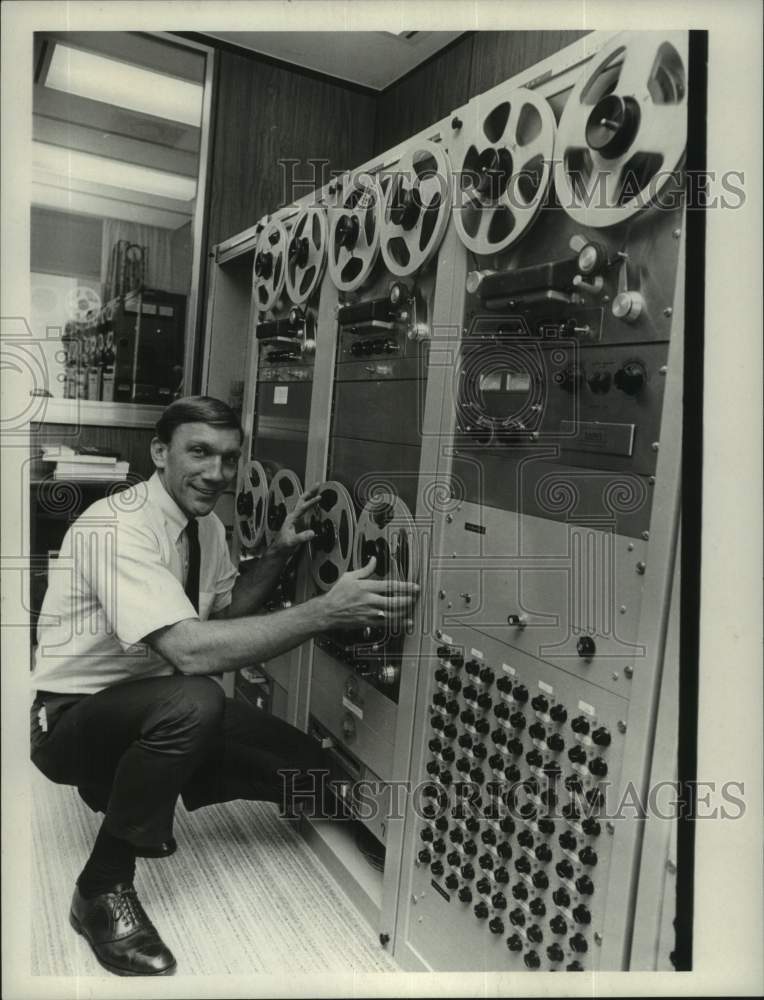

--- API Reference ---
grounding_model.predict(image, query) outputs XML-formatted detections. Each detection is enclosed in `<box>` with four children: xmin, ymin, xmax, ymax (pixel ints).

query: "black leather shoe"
<box><xmin>70</xmin><ymin>883</ymin><xmax>177</xmax><ymax>976</ymax></box>
<box><xmin>134</xmin><ymin>837</ymin><xmax>177</xmax><ymax>859</ymax></box>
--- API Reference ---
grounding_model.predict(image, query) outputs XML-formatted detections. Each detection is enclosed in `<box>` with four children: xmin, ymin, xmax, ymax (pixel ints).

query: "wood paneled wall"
<box><xmin>374</xmin><ymin>30</ymin><xmax>591</xmax><ymax>154</ymax></box>
<box><xmin>207</xmin><ymin>51</ymin><xmax>377</xmax><ymax>246</ymax></box>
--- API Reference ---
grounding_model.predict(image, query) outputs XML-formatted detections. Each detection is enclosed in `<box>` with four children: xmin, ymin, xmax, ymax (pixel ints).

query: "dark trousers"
<box><xmin>31</xmin><ymin>675</ymin><xmax>331</xmax><ymax>849</ymax></box>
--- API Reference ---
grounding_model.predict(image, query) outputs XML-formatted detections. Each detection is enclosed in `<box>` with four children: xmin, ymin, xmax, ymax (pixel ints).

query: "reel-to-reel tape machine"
<box><xmin>227</xmin><ymin>29</ymin><xmax>691</xmax><ymax>973</ymax></box>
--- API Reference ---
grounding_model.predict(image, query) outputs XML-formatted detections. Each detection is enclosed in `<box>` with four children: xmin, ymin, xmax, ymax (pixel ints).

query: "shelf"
<box><xmin>30</xmin><ymin>396</ymin><xmax>163</xmax><ymax>428</ymax></box>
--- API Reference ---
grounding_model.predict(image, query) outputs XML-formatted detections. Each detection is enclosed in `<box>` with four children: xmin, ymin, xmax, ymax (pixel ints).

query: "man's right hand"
<box><xmin>318</xmin><ymin>556</ymin><xmax>419</xmax><ymax>629</ymax></box>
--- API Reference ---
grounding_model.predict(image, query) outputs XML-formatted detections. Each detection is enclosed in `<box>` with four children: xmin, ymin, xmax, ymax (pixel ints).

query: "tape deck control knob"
<box><xmin>612</xmin><ymin>289</ymin><xmax>644</xmax><ymax>323</ymax></box>
<box><xmin>614</xmin><ymin>361</ymin><xmax>647</xmax><ymax>395</ymax></box>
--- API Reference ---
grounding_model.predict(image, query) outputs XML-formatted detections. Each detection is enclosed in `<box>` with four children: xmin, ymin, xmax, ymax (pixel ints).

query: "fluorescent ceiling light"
<box><xmin>45</xmin><ymin>44</ymin><xmax>203</xmax><ymax>127</ymax></box>
<box><xmin>33</xmin><ymin>142</ymin><xmax>197</xmax><ymax>201</ymax></box>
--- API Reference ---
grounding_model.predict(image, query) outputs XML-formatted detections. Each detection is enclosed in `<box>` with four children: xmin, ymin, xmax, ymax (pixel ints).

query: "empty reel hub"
<box><xmin>328</xmin><ymin>173</ymin><xmax>382</xmax><ymax>292</ymax></box>
<box><xmin>454</xmin><ymin>88</ymin><xmax>556</xmax><ymax>255</ymax></box>
<box><xmin>285</xmin><ymin>207</ymin><xmax>328</xmax><ymax>305</ymax></box>
<box><xmin>235</xmin><ymin>459</ymin><xmax>269</xmax><ymax>549</ymax></box>
<box><xmin>309</xmin><ymin>481</ymin><xmax>357</xmax><ymax>591</ymax></box>
<box><xmin>254</xmin><ymin>220</ymin><xmax>288</xmax><ymax>311</ymax></box>
<box><xmin>265</xmin><ymin>468</ymin><xmax>303</xmax><ymax>545</ymax></box>
<box><xmin>381</xmin><ymin>141</ymin><xmax>453</xmax><ymax>277</ymax></box>
<box><xmin>354</xmin><ymin>491</ymin><xmax>418</xmax><ymax>585</ymax></box>
<box><xmin>554</xmin><ymin>32</ymin><xmax>687</xmax><ymax>227</ymax></box>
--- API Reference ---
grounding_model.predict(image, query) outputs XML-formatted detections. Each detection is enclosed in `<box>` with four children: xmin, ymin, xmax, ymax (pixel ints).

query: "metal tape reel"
<box><xmin>308</xmin><ymin>481</ymin><xmax>357</xmax><ymax>591</ymax></box>
<box><xmin>66</xmin><ymin>286</ymin><xmax>102</xmax><ymax>323</ymax></box>
<box><xmin>235</xmin><ymin>459</ymin><xmax>269</xmax><ymax>549</ymax></box>
<box><xmin>254</xmin><ymin>220</ymin><xmax>288</xmax><ymax>311</ymax></box>
<box><xmin>381</xmin><ymin>141</ymin><xmax>453</xmax><ymax>277</ymax></box>
<box><xmin>454</xmin><ymin>88</ymin><xmax>556</xmax><ymax>255</ymax></box>
<box><xmin>554</xmin><ymin>32</ymin><xmax>688</xmax><ymax>228</ymax></box>
<box><xmin>327</xmin><ymin>173</ymin><xmax>382</xmax><ymax>292</ymax></box>
<box><xmin>285</xmin><ymin>207</ymin><xmax>328</xmax><ymax>305</ymax></box>
<box><xmin>265</xmin><ymin>468</ymin><xmax>303</xmax><ymax>546</ymax></box>
<box><xmin>354</xmin><ymin>490</ymin><xmax>419</xmax><ymax>586</ymax></box>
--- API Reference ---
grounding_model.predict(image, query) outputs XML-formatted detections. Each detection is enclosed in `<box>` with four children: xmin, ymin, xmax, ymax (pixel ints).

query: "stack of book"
<box><xmin>41</xmin><ymin>445</ymin><xmax>130</xmax><ymax>481</ymax></box>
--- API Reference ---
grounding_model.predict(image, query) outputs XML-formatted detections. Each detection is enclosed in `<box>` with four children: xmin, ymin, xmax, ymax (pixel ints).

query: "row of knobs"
<box><xmin>421</xmin><ymin>646</ymin><xmax>614</xmax><ymax>969</ymax></box>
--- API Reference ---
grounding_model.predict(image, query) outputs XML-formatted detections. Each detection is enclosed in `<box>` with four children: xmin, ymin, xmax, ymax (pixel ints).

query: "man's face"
<box><xmin>151</xmin><ymin>422</ymin><xmax>241</xmax><ymax>519</ymax></box>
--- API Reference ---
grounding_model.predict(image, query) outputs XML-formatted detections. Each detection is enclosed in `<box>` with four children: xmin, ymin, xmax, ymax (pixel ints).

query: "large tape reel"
<box><xmin>327</xmin><ymin>173</ymin><xmax>382</xmax><ymax>292</ymax></box>
<box><xmin>254</xmin><ymin>220</ymin><xmax>288</xmax><ymax>311</ymax></box>
<box><xmin>454</xmin><ymin>88</ymin><xmax>556</xmax><ymax>256</ymax></box>
<box><xmin>554</xmin><ymin>32</ymin><xmax>687</xmax><ymax>227</ymax></box>
<box><xmin>265</xmin><ymin>468</ymin><xmax>303</xmax><ymax>546</ymax></box>
<box><xmin>354</xmin><ymin>490</ymin><xmax>418</xmax><ymax>586</ymax></box>
<box><xmin>235</xmin><ymin>460</ymin><xmax>268</xmax><ymax>549</ymax></box>
<box><xmin>381</xmin><ymin>141</ymin><xmax>453</xmax><ymax>277</ymax></box>
<box><xmin>308</xmin><ymin>481</ymin><xmax>357</xmax><ymax>591</ymax></box>
<box><xmin>285</xmin><ymin>207</ymin><xmax>328</xmax><ymax>305</ymax></box>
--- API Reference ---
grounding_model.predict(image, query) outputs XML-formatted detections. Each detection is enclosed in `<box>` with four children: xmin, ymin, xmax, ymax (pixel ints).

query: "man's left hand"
<box><xmin>269</xmin><ymin>482</ymin><xmax>321</xmax><ymax>557</ymax></box>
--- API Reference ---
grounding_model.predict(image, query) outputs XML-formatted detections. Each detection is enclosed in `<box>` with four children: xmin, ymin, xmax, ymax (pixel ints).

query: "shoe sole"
<box><xmin>69</xmin><ymin>909</ymin><xmax>177</xmax><ymax>976</ymax></box>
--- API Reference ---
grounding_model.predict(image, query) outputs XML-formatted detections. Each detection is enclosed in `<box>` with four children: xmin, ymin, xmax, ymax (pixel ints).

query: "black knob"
<box><xmin>458</xmin><ymin>886</ymin><xmax>472</xmax><ymax>903</ymax></box>
<box><xmin>571</xmin><ymin>715</ymin><xmax>591</xmax><ymax>735</ymax></box>
<box><xmin>546</xmin><ymin>733</ymin><xmax>565</xmax><ymax>753</ymax></box>
<box><xmin>531</xmin><ymin>695</ymin><xmax>549</xmax><ymax>713</ymax></box>
<box><xmin>489</xmin><ymin>917</ymin><xmax>505</xmax><ymax>935</ymax></box>
<box><xmin>477</xmin><ymin>693</ymin><xmax>493</xmax><ymax>711</ymax></box>
<box><xmin>517</xmin><ymin>829</ymin><xmax>534</xmax><ymax>848</ymax></box>
<box><xmin>426</xmin><ymin>760</ymin><xmax>440</xmax><ymax>776</ymax></box>
<box><xmin>567</xmin><ymin>961</ymin><xmax>584</xmax><ymax>971</ymax></box>
<box><xmin>447</xmin><ymin>850</ymin><xmax>461</xmax><ymax>867</ymax></box>
<box><xmin>587</xmin><ymin>369</ymin><xmax>611</xmax><ymax>394</ymax></box>
<box><xmin>495</xmin><ymin>867</ymin><xmax>510</xmax><ymax>884</ymax></box>
<box><xmin>576</xmin><ymin>636</ymin><xmax>596</xmax><ymax>659</ymax></box>
<box><xmin>443</xmin><ymin>723</ymin><xmax>458</xmax><ymax>740</ymax></box>
<box><xmin>506</xmin><ymin>933</ymin><xmax>523</xmax><ymax>952</ymax></box>
<box><xmin>509</xmin><ymin>711</ymin><xmax>526</xmax><ymax>730</ymax></box>
<box><xmin>549</xmin><ymin>703</ymin><xmax>568</xmax><ymax>724</ymax></box>
<box><xmin>509</xmin><ymin>907</ymin><xmax>525</xmax><ymax>927</ymax></box>
<box><xmin>592</xmin><ymin>726</ymin><xmax>612</xmax><ymax>747</ymax></box>
<box><xmin>562</xmin><ymin>802</ymin><xmax>580</xmax><ymax>821</ymax></box>
<box><xmin>449</xmin><ymin>828</ymin><xmax>464</xmax><ymax>845</ymax></box>
<box><xmin>579</xmin><ymin>847</ymin><xmax>598</xmax><ymax>867</ymax></box>
<box><xmin>474</xmin><ymin>901</ymin><xmax>489</xmax><ymax>919</ymax></box>
<box><xmin>559</xmin><ymin>830</ymin><xmax>578</xmax><ymax>851</ymax></box>
<box><xmin>547</xmin><ymin>942</ymin><xmax>565</xmax><ymax>963</ymax></box>
<box><xmin>588</xmin><ymin>756</ymin><xmax>608</xmax><ymax>778</ymax></box>
<box><xmin>500</xmin><ymin>816</ymin><xmax>515</xmax><ymax>835</ymax></box>
<box><xmin>488</xmin><ymin>753</ymin><xmax>504</xmax><ymax>771</ymax></box>
<box><xmin>504</xmin><ymin>764</ymin><xmax>521</xmax><ymax>783</ymax></box>
<box><xmin>450</xmin><ymin>653</ymin><xmax>464</xmax><ymax>669</ymax></box>
<box><xmin>535</xmin><ymin>844</ymin><xmax>553</xmax><ymax>865</ymax></box>
<box><xmin>465</xmin><ymin>659</ymin><xmax>481</xmax><ymax>676</ymax></box>
<box><xmin>550</xmin><ymin>913</ymin><xmax>568</xmax><ymax>934</ymax></box>
<box><xmin>434</xmin><ymin>667</ymin><xmax>448</xmax><ymax>684</ymax></box>
<box><xmin>515</xmin><ymin>856</ymin><xmax>531</xmax><ymax>875</ymax></box>
<box><xmin>432</xmin><ymin>692</ymin><xmax>446</xmax><ymax>708</ymax></box>
<box><xmin>475</xmin><ymin>718</ymin><xmax>490</xmax><ymax>735</ymax></box>
<box><xmin>581</xmin><ymin>818</ymin><xmax>602</xmax><ymax>837</ymax></box>
<box><xmin>497</xmin><ymin>676</ymin><xmax>512</xmax><ymax>694</ymax></box>
<box><xmin>420</xmin><ymin>827</ymin><xmax>433</xmax><ymax>843</ymax></box>
<box><xmin>479</xmin><ymin>853</ymin><xmax>495</xmax><ymax>871</ymax></box>
<box><xmin>556</xmin><ymin>859</ymin><xmax>574</xmax><ymax>880</ymax></box>
<box><xmin>435</xmin><ymin>816</ymin><xmax>449</xmax><ymax>831</ymax></box>
<box><xmin>463</xmin><ymin>684</ymin><xmax>478</xmax><ymax>702</ymax></box>
<box><xmin>492</xmin><ymin>891</ymin><xmax>507</xmax><ymax>910</ymax></box>
<box><xmin>437</xmin><ymin>645</ymin><xmax>452</xmax><ymax>659</ymax></box>
<box><xmin>512</xmin><ymin>882</ymin><xmax>528</xmax><ymax>901</ymax></box>
<box><xmin>494</xmin><ymin>703</ymin><xmax>510</xmax><ymax>721</ymax></box>
<box><xmin>430</xmin><ymin>860</ymin><xmax>444</xmax><ymax>876</ymax></box>
<box><xmin>445</xmin><ymin>700</ymin><xmax>460</xmax><ymax>717</ymax></box>
<box><xmin>461</xmin><ymin>863</ymin><xmax>475</xmax><ymax>880</ymax></box>
<box><xmin>445</xmin><ymin>873</ymin><xmax>459</xmax><ymax>891</ymax></box>
<box><xmin>439</xmin><ymin>770</ymin><xmax>453</xmax><ymax>786</ymax></box>
<box><xmin>473</xmin><ymin>743</ymin><xmax>487</xmax><ymax>760</ymax></box>
<box><xmin>476</xmin><ymin>876</ymin><xmax>492</xmax><ymax>894</ymax></box>
<box><xmin>440</xmin><ymin>747</ymin><xmax>455</xmax><ymax>764</ymax></box>
<box><xmin>524</xmin><ymin>950</ymin><xmax>541</xmax><ymax>969</ymax></box>
<box><xmin>572</xmin><ymin>904</ymin><xmax>592</xmax><ymax>925</ymax></box>
<box><xmin>481</xmin><ymin>829</ymin><xmax>497</xmax><ymax>846</ymax></box>
<box><xmin>565</xmin><ymin>775</ymin><xmax>583</xmax><ymax>794</ymax></box>
<box><xmin>417</xmin><ymin>849</ymin><xmax>431</xmax><ymax>864</ymax></box>
<box><xmin>527</xmin><ymin>924</ymin><xmax>543</xmax><ymax>944</ymax></box>
<box><xmin>507</xmin><ymin>738</ymin><xmax>524</xmax><ymax>757</ymax></box>
<box><xmin>529</xmin><ymin>897</ymin><xmax>547</xmax><ymax>918</ymax></box>
<box><xmin>576</xmin><ymin>875</ymin><xmax>595</xmax><ymax>896</ymax></box>
<box><xmin>497</xmin><ymin>842</ymin><xmax>513</xmax><ymax>860</ymax></box>
<box><xmin>529</xmin><ymin>722</ymin><xmax>546</xmax><ymax>741</ymax></box>
<box><xmin>430</xmin><ymin>715</ymin><xmax>444</xmax><ymax>731</ymax></box>
<box><xmin>432</xmin><ymin>838</ymin><xmax>446</xmax><ymax>854</ymax></box>
<box><xmin>428</xmin><ymin>738</ymin><xmax>442</xmax><ymax>754</ymax></box>
<box><xmin>532</xmin><ymin>870</ymin><xmax>549</xmax><ymax>890</ymax></box>
<box><xmin>470</xmin><ymin>768</ymin><xmax>485</xmax><ymax>784</ymax></box>
<box><xmin>568</xmin><ymin>745</ymin><xmax>587</xmax><ymax>765</ymax></box>
<box><xmin>540</xmin><ymin>788</ymin><xmax>558</xmax><ymax>809</ymax></box>
<box><xmin>526</xmin><ymin>749</ymin><xmax>543</xmax><ymax>768</ymax></box>
<box><xmin>465</xmin><ymin>817</ymin><xmax>480</xmax><ymax>834</ymax></box>
<box><xmin>458</xmin><ymin>734</ymin><xmax>473</xmax><ymax>750</ymax></box>
<box><xmin>460</xmin><ymin>709</ymin><xmax>476</xmax><ymax>726</ymax></box>
<box><xmin>447</xmin><ymin>676</ymin><xmax>462</xmax><ymax>693</ymax></box>
<box><xmin>537</xmin><ymin>818</ymin><xmax>556</xmax><ymax>835</ymax></box>
<box><xmin>614</xmin><ymin>360</ymin><xmax>647</xmax><ymax>396</ymax></box>
<box><xmin>479</xmin><ymin>667</ymin><xmax>495</xmax><ymax>685</ymax></box>
<box><xmin>513</xmin><ymin>685</ymin><xmax>529</xmax><ymax>703</ymax></box>
<box><xmin>570</xmin><ymin>932</ymin><xmax>588</xmax><ymax>953</ymax></box>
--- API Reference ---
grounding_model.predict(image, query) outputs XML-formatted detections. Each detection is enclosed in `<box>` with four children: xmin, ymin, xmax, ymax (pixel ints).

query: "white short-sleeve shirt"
<box><xmin>32</xmin><ymin>472</ymin><xmax>238</xmax><ymax>695</ymax></box>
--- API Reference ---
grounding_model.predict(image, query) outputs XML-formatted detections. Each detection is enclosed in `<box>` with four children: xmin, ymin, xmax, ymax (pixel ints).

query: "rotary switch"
<box><xmin>479</xmin><ymin>854</ymin><xmax>495</xmax><ymax>872</ymax></box>
<box><xmin>515</xmin><ymin>856</ymin><xmax>532</xmax><ymax>875</ymax></box>
<box><xmin>568</xmin><ymin>745</ymin><xmax>587</xmax><ymax>765</ymax></box>
<box><xmin>461</xmin><ymin>862</ymin><xmax>475</xmax><ymax>880</ymax></box>
<box><xmin>508</xmin><ymin>711</ymin><xmax>526</xmax><ymax>729</ymax></box>
<box><xmin>517</xmin><ymin>829</ymin><xmax>534</xmax><ymax>849</ymax></box>
<box><xmin>547</xmin><ymin>943</ymin><xmax>565</xmax><ymax>963</ymax></box>
<box><xmin>614</xmin><ymin>360</ymin><xmax>647</xmax><ymax>395</ymax></box>
<box><xmin>529</xmin><ymin>897</ymin><xmax>547</xmax><ymax>917</ymax></box>
<box><xmin>506</xmin><ymin>934</ymin><xmax>523</xmax><ymax>952</ymax></box>
<box><xmin>550</xmin><ymin>914</ymin><xmax>568</xmax><ymax>935</ymax></box>
<box><xmin>497</xmin><ymin>676</ymin><xmax>512</xmax><ymax>694</ymax></box>
<box><xmin>477</xmin><ymin>693</ymin><xmax>493</xmax><ymax>711</ymax></box>
<box><xmin>420</xmin><ymin>827</ymin><xmax>434</xmax><ymax>843</ymax></box>
<box><xmin>576</xmin><ymin>875</ymin><xmax>595</xmax><ymax>896</ymax></box>
<box><xmin>572</xmin><ymin>904</ymin><xmax>592</xmax><ymax>925</ymax></box>
<box><xmin>447</xmin><ymin>850</ymin><xmax>460</xmax><ymax>868</ymax></box>
<box><xmin>579</xmin><ymin>846</ymin><xmax>598</xmax><ymax>867</ymax></box>
<box><xmin>474</xmin><ymin>901</ymin><xmax>489</xmax><ymax>919</ymax></box>
<box><xmin>449</xmin><ymin>828</ymin><xmax>464</xmax><ymax>845</ymax></box>
<box><xmin>556</xmin><ymin>859</ymin><xmax>574</xmax><ymax>881</ymax></box>
<box><xmin>587</xmin><ymin>370</ymin><xmax>611</xmax><ymax>394</ymax></box>
<box><xmin>475</xmin><ymin>718</ymin><xmax>490</xmax><ymax>736</ymax></box>
<box><xmin>554</xmin><ymin>365</ymin><xmax>583</xmax><ymax>393</ymax></box>
<box><xmin>447</xmin><ymin>676</ymin><xmax>462</xmax><ymax>693</ymax></box>
<box><xmin>504</xmin><ymin>764</ymin><xmax>521</xmax><ymax>783</ymax></box>
<box><xmin>527</xmin><ymin>924</ymin><xmax>543</xmax><ymax>944</ymax></box>
<box><xmin>481</xmin><ymin>828</ymin><xmax>497</xmax><ymax>846</ymax></box>
<box><xmin>571</xmin><ymin>715</ymin><xmax>591</xmax><ymax>735</ymax></box>
<box><xmin>499</xmin><ymin>816</ymin><xmax>515</xmax><ymax>835</ymax></box>
<box><xmin>458</xmin><ymin>886</ymin><xmax>473</xmax><ymax>903</ymax></box>
<box><xmin>546</xmin><ymin>733</ymin><xmax>565</xmax><ymax>753</ymax></box>
<box><xmin>495</xmin><ymin>867</ymin><xmax>510</xmax><ymax>884</ymax></box>
<box><xmin>418</xmin><ymin>849</ymin><xmax>431</xmax><ymax>864</ymax></box>
<box><xmin>576</xmin><ymin>636</ymin><xmax>596</xmax><ymax>659</ymax></box>
<box><xmin>524</xmin><ymin>951</ymin><xmax>541</xmax><ymax>969</ymax></box>
<box><xmin>537</xmin><ymin>818</ymin><xmax>556</xmax><ymax>835</ymax></box>
<box><xmin>570</xmin><ymin>933</ymin><xmax>588</xmax><ymax>953</ymax></box>
<box><xmin>463</xmin><ymin>684</ymin><xmax>478</xmax><ymax>703</ymax></box>
<box><xmin>512</xmin><ymin>685</ymin><xmax>529</xmax><ymax>703</ymax></box>
<box><xmin>549</xmin><ymin>703</ymin><xmax>568</xmax><ymax>724</ymax></box>
<box><xmin>509</xmin><ymin>908</ymin><xmax>525</xmax><ymax>927</ymax></box>
<box><xmin>512</xmin><ymin>882</ymin><xmax>529</xmax><ymax>901</ymax></box>
<box><xmin>532</xmin><ymin>871</ymin><xmax>550</xmax><ymax>891</ymax></box>
<box><xmin>531</xmin><ymin>694</ymin><xmax>549</xmax><ymax>713</ymax></box>
<box><xmin>588</xmin><ymin>757</ymin><xmax>608</xmax><ymax>778</ymax></box>
<box><xmin>443</xmin><ymin>723</ymin><xmax>458</xmax><ymax>740</ymax></box>
<box><xmin>526</xmin><ymin>749</ymin><xmax>543</xmax><ymax>768</ymax></box>
<box><xmin>473</xmin><ymin>743</ymin><xmax>488</xmax><ymax>760</ymax></box>
<box><xmin>567</xmin><ymin>961</ymin><xmax>585</xmax><ymax>972</ymax></box>
<box><xmin>430</xmin><ymin>860</ymin><xmax>444</xmax><ymax>876</ymax></box>
<box><xmin>492</xmin><ymin>891</ymin><xmax>508</xmax><ymax>911</ymax></box>
<box><xmin>476</xmin><ymin>876</ymin><xmax>492</xmax><ymax>894</ymax></box>
<box><xmin>465</xmin><ymin>659</ymin><xmax>481</xmax><ymax>677</ymax></box>
<box><xmin>497</xmin><ymin>842</ymin><xmax>513</xmax><ymax>861</ymax></box>
<box><xmin>559</xmin><ymin>830</ymin><xmax>577</xmax><ymax>851</ymax></box>
<box><xmin>535</xmin><ymin>844</ymin><xmax>553</xmax><ymax>865</ymax></box>
<box><xmin>489</xmin><ymin>917</ymin><xmax>505</xmax><ymax>935</ymax></box>
<box><xmin>488</xmin><ymin>753</ymin><xmax>504</xmax><ymax>771</ymax></box>
<box><xmin>444</xmin><ymin>873</ymin><xmax>459</xmax><ymax>891</ymax></box>
<box><xmin>592</xmin><ymin>726</ymin><xmax>612</xmax><ymax>747</ymax></box>
<box><xmin>463</xmin><ymin>839</ymin><xmax>478</xmax><ymax>857</ymax></box>
<box><xmin>581</xmin><ymin>817</ymin><xmax>602</xmax><ymax>838</ymax></box>
<box><xmin>529</xmin><ymin>722</ymin><xmax>546</xmax><ymax>741</ymax></box>
<box><xmin>479</xmin><ymin>666</ymin><xmax>495</xmax><ymax>685</ymax></box>
<box><xmin>565</xmin><ymin>774</ymin><xmax>583</xmax><ymax>794</ymax></box>
<box><xmin>430</xmin><ymin>715</ymin><xmax>444</xmax><ymax>732</ymax></box>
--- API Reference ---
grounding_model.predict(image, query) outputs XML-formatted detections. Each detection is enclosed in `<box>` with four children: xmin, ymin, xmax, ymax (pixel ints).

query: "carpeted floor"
<box><xmin>31</xmin><ymin>769</ymin><xmax>398</xmax><ymax>976</ymax></box>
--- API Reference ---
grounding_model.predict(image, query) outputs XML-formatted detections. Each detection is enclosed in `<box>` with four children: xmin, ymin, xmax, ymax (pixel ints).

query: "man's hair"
<box><xmin>155</xmin><ymin>395</ymin><xmax>243</xmax><ymax>444</ymax></box>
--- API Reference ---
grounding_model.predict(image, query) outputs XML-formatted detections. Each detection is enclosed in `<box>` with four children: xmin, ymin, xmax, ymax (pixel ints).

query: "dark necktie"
<box><xmin>184</xmin><ymin>518</ymin><xmax>200</xmax><ymax>613</ymax></box>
